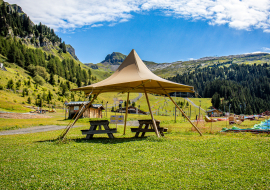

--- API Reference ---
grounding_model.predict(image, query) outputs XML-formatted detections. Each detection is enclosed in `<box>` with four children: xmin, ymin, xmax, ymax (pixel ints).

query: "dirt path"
<box><xmin>185</xmin><ymin>98</ymin><xmax>206</xmax><ymax>112</ymax></box>
<box><xmin>0</xmin><ymin>125</ymin><xmax>82</xmax><ymax>135</ymax></box>
<box><xmin>0</xmin><ymin>121</ymin><xmax>140</xmax><ymax>136</ymax></box>
<box><xmin>0</xmin><ymin>112</ymin><xmax>52</xmax><ymax>119</ymax></box>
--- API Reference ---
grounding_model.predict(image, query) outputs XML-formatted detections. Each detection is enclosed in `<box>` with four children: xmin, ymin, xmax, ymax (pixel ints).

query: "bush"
<box><xmin>6</xmin><ymin>79</ymin><xmax>14</xmax><ymax>89</ymax></box>
<box><xmin>33</xmin><ymin>75</ymin><xmax>45</xmax><ymax>85</ymax></box>
<box><xmin>0</xmin><ymin>85</ymin><xmax>3</xmax><ymax>90</ymax></box>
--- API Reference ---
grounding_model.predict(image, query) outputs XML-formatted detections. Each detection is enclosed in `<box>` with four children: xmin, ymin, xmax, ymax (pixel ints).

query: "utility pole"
<box><xmin>106</xmin><ymin>101</ymin><xmax>108</xmax><ymax>117</ymax></box>
<box><xmin>175</xmin><ymin>92</ymin><xmax>176</xmax><ymax>123</ymax></box>
<box><xmin>240</xmin><ymin>103</ymin><xmax>242</xmax><ymax>114</ymax></box>
<box><xmin>190</xmin><ymin>105</ymin><xmax>191</xmax><ymax>119</ymax></box>
<box><xmin>199</xmin><ymin>100</ymin><xmax>201</xmax><ymax>120</ymax></box>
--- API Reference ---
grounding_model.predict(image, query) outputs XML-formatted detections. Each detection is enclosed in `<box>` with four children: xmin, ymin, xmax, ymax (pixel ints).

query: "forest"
<box><xmin>0</xmin><ymin>37</ymin><xmax>92</xmax><ymax>87</ymax></box>
<box><xmin>0</xmin><ymin>1</ymin><xmax>66</xmax><ymax>52</ymax></box>
<box><xmin>168</xmin><ymin>63</ymin><xmax>270</xmax><ymax>114</ymax></box>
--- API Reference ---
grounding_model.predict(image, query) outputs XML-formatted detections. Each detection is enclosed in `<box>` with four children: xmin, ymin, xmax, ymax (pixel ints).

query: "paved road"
<box><xmin>0</xmin><ymin>121</ymin><xmax>140</xmax><ymax>136</ymax></box>
<box><xmin>131</xmin><ymin>93</ymin><xmax>143</xmax><ymax>103</ymax></box>
<box><xmin>185</xmin><ymin>98</ymin><xmax>206</xmax><ymax>112</ymax></box>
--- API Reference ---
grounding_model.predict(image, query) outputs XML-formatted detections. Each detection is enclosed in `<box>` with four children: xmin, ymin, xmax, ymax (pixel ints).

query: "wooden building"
<box><xmin>66</xmin><ymin>101</ymin><xmax>104</xmax><ymax>119</ymax></box>
<box><xmin>206</xmin><ymin>109</ymin><xmax>223</xmax><ymax>117</ymax></box>
<box><xmin>0</xmin><ymin>63</ymin><xmax>7</xmax><ymax>71</ymax></box>
<box><xmin>116</xmin><ymin>106</ymin><xmax>147</xmax><ymax>115</ymax></box>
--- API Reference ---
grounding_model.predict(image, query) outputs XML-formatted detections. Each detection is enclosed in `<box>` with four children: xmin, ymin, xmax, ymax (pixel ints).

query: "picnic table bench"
<box><xmin>131</xmin><ymin>119</ymin><xmax>167</xmax><ymax>137</ymax></box>
<box><xmin>81</xmin><ymin>120</ymin><xmax>116</xmax><ymax>139</ymax></box>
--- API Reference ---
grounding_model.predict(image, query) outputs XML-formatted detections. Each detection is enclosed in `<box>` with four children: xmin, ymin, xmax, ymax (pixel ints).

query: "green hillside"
<box><xmin>0</xmin><ymin>1</ymin><xmax>111</xmax><ymax>111</ymax></box>
<box><xmin>168</xmin><ymin>62</ymin><xmax>270</xmax><ymax>114</ymax></box>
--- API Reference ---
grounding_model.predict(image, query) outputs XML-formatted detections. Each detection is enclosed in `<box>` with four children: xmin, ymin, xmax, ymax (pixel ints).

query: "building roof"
<box><xmin>0</xmin><ymin>63</ymin><xmax>7</xmax><ymax>71</ymax></box>
<box><xmin>206</xmin><ymin>109</ymin><xmax>223</xmax><ymax>113</ymax></box>
<box><xmin>66</xmin><ymin>101</ymin><xmax>104</xmax><ymax>109</ymax></box>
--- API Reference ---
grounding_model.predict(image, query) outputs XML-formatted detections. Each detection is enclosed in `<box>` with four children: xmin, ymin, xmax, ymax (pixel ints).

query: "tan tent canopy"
<box><xmin>71</xmin><ymin>49</ymin><xmax>194</xmax><ymax>95</ymax></box>
<box><xmin>60</xmin><ymin>49</ymin><xmax>202</xmax><ymax>139</ymax></box>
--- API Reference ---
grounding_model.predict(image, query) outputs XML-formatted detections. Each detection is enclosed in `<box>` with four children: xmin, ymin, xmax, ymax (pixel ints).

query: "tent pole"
<box><xmin>59</xmin><ymin>92</ymin><xmax>101</xmax><ymax>140</ymax></box>
<box><xmin>157</xmin><ymin>82</ymin><xmax>203</xmax><ymax>136</ymax></box>
<box><xmin>143</xmin><ymin>86</ymin><xmax>160</xmax><ymax>138</ymax></box>
<box><xmin>123</xmin><ymin>92</ymin><xmax>130</xmax><ymax>135</ymax></box>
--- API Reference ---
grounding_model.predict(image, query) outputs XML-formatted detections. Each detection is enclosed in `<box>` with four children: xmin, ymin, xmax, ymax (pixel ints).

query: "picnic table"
<box><xmin>81</xmin><ymin>120</ymin><xmax>116</xmax><ymax>139</ymax></box>
<box><xmin>131</xmin><ymin>119</ymin><xmax>167</xmax><ymax>137</ymax></box>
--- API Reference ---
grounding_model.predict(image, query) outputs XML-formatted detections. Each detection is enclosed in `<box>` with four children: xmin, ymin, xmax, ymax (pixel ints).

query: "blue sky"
<box><xmin>8</xmin><ymin>0</ymin><xmax>270</xmax><ymax>64</ymax></box>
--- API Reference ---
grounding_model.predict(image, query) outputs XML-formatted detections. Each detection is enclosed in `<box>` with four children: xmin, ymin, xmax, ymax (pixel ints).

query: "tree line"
<box><xmin>168</xmin><ymin>63</ymin><xmax>270</xmax><ymax>114</ymax></box>
<box><xmin>0</xmin><ymin>37</ymin><xmax>92</xmax><ymax>87</ymax></box>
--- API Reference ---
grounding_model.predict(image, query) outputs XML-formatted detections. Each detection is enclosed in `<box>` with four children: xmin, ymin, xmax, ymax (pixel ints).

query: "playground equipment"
<box><xmin>205</xmin><ymin>115</ymin><xmax>217</xmax><ymax>122</ymax></box>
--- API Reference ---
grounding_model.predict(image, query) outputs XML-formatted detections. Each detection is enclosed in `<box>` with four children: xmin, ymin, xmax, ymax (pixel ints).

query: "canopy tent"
<box><xmin>60</xmin><ymin>49</ymin><xmax>202</xmax><ymax>139</ymax></box>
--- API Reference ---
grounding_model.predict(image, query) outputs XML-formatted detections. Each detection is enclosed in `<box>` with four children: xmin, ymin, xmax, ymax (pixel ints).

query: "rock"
<box><xmin>66</xmin><ymin>45</ymin><xmax>79</xmax><ymax>60</ymax></box>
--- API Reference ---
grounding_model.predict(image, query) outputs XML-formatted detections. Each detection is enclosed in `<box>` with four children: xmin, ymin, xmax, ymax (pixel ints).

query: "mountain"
<box><xmin>168</xmin><ymin>62</ymin><xmax>270</xmax><ymax>115</ymax></box>
<box><xmin>86</xmin><ymin>50</ymin><xmax>270</xmax><ymax>79</ymax></box>
<box><xmin>0</xmin><ymin>0</ymin><xmax>108</xmax><ymax>110</ymax></box>
<box><xmin>102</xmin><ymin>52</ymin><xmax>126</xmax><ymax>65</ymax></box>
<box><xmin>87</xmin><ymin>51</ymin><xmax>166</xmax><ymax>72</ymax></box>
<box><xmin>0</xmin><ymin>0</ymin><xmax>80</xmax><ymax>61</ymax></box>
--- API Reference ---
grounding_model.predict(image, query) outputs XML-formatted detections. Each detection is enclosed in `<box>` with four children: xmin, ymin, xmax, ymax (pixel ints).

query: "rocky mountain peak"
<box><xmin>101</xmin><ymin>52</ymin><xmax>127</xmax><ymax>65</ymax></box>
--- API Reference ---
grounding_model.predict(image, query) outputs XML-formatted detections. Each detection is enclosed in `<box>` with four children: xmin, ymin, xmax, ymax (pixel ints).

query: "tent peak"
<box><xmin>71</xmin><ymin>49</ymin><xmax>194</xmax><ymax>95</ymax></box>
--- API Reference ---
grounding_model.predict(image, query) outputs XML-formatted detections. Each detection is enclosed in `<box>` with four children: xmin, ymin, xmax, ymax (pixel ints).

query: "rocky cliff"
<box><xmin>66</xmin><ymin>45</ymin><xmax>79</xmax><ymax>60</ymax></box>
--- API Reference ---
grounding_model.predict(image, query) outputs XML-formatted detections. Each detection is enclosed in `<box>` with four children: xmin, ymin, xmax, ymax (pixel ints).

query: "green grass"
<box><xmin>1</xmin><ymin>102</ymin><xmax>270</xmax><ymax>189</ymax></box>
<box><xmin>0</xmin><ymin>123</ymin><xmax>269</xmax><ymax>189</ymax></box>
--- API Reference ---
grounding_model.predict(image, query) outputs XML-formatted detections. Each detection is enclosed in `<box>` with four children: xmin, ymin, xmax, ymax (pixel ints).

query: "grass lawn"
<box><xmin>0</xmin><ymin>113</ymin><xmax>270</xmax><ymax>189</ymax></box>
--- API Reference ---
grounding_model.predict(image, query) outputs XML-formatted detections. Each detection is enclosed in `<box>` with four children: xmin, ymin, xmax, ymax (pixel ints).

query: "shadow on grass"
<box><xmin>36</xmin><ymin>136</ymin><xmax>155</xmax><ymax>145</ymax></box>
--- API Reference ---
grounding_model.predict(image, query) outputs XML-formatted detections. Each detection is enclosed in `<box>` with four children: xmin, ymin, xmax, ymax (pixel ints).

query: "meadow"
<box><xmin>0</xmin><ymin>108</ymin><xmax>270</xmax><ymax>189</ymax></box>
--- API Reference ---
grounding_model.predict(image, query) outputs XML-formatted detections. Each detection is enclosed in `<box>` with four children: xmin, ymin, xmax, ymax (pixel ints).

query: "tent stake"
<box><xmin>123</xmin><ymin>92</ymin><xmax>130</xmax><ymax>135</ymax></box>
<box><xmin>157</xmin><ymin>82</ymin><xmax>203</xmax><ymax>136</ymax></box>
<box><xmin>143</xmin><ymin>86</ymin><xmax>160</xmax><ymax>138</ymax></box>
<box><xmin>59</xmin><ymin>92</ymin><xmax>101</xmax><ymax>140</ymax></box>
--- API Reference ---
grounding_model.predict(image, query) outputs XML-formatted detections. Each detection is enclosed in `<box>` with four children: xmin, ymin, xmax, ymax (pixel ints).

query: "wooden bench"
<box><xmin>81</xmin><ymin>120</ymin><xmax>116</xmax><ymax>139</ymax></box>
<box><xmin>131</xmin><ymin>119</ymin><xmax>167</xmax><ymax>137</ymax></box>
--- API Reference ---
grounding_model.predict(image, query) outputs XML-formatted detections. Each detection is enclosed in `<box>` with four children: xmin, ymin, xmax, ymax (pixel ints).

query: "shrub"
<box><xmin>27</xmin><ymin>97</ymin><xmax>31</xmax><ymax>104</ymax></box>
<box><xmin>6</xmin><ymin>79</ymin><xmax>14</xmax><ymax>89</ymax></box>
<box><xmin>33</xmin><ymin>75</ymin><xmax>45</xmax><ymax>86</ymax></box>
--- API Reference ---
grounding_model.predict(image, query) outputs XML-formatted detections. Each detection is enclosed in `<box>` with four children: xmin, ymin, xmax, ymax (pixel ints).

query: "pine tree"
<box><xmin>27</xmin><ymin>97</ymin><xmax>31</xmax><ymax>104</ymax></box>
<box><xmin>49</xmin><ymin>73</ymin><xmax>55</xmax><ymax>85</ymax></box>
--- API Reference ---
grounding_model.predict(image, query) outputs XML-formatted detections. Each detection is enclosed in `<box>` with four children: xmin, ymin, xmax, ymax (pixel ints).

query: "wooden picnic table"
<box><xmin>131</xmin><ymin>119</ymin><xmax>167</xmax><ymax>137</ymax></box>
<box><xmin>81</xmin><ymin>120</ymin><xmax>116</xmax><ymax>139</ymax></box>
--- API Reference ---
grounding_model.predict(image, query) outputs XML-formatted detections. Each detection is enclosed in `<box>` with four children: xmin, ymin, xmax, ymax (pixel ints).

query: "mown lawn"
<box><xmin>0</xmin><ymin>119</ymin><xmax>269</xmax><ymax>189</ymax></box>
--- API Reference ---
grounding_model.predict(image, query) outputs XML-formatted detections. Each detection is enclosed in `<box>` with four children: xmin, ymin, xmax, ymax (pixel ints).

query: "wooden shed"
<box><xmin>206</xmin><ymin>109</ymin><xmax>223</xmax><ymax>117</ymax></box>
<box><xmin>66</xmin><ymin>101</ymin><xmax>104</xmax><ymax>119</ymax></box>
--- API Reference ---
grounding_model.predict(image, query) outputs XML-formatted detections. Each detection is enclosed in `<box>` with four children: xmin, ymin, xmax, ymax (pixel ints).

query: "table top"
<box><xmin>89</xmin><ymin>120</ymin><xmax>109</xmax><ymax>124</ymax></box>
<box><xmin>138</xmin><ymin>119</ymin><xmax>160</xmax><ymax>124</ymax></box>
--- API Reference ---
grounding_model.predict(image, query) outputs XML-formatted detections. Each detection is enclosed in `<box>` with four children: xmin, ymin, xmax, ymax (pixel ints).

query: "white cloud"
<box><xmin>7</xmin><ymin>0</ymin><xmax>270</xmax><ymax>32</ymax></box>
<box><xmin>91</xmin><ymin>24</ymin><xmax>103</xmax><ymax>27</ymax></box>
<box><xmin>262</xmin><ymin>47</ymin><xmax>270</xmax><ymax>51</ymax></box>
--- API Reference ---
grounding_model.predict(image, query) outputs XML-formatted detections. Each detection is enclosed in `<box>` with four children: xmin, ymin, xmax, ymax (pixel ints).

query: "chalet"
<box><xmin>0</xmin><ymin>63</ymin><xmax>7</xmax><ymax>71</ymax></box>
<box><xmin>66</xmin><ymin>101</ymin><xmax>104</xmax><ymax>119</ymax></box>
<box><xmin>206</xmin><ymin>109</ymin><xmax>223</xmax><ymax>117</ymax></box>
